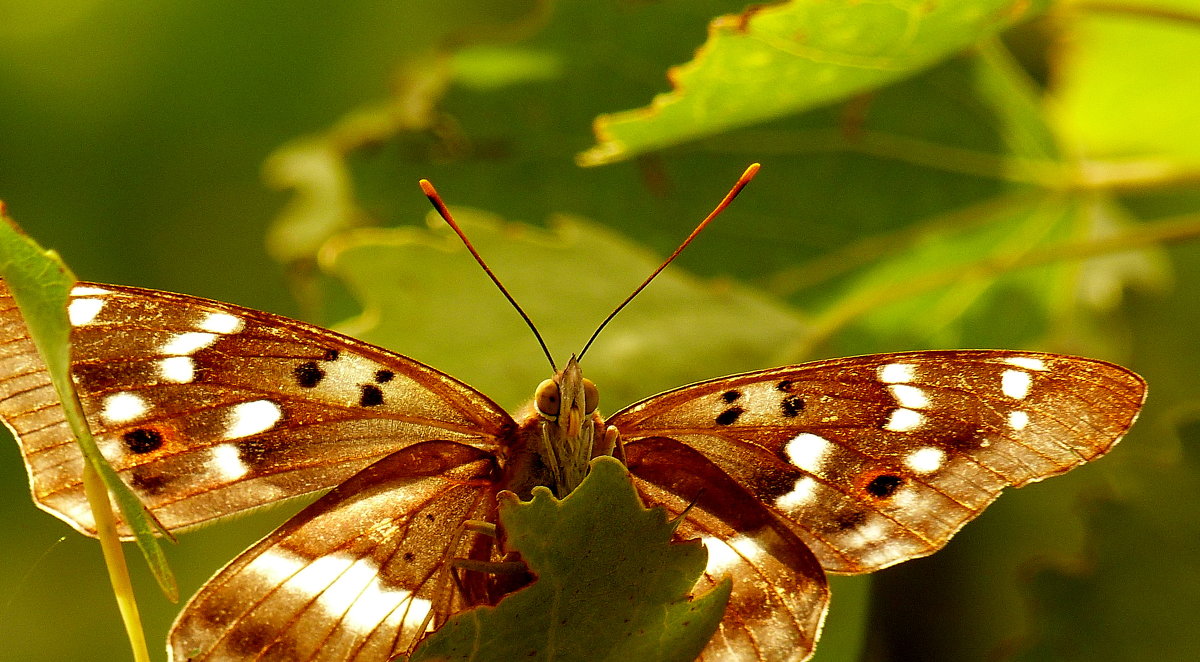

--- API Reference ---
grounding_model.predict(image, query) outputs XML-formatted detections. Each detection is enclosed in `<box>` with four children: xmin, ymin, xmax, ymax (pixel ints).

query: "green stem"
<box><xmin>82</xmin><ymin>463</ymin><xmax>151</xmax><ymax>662</ymax></box>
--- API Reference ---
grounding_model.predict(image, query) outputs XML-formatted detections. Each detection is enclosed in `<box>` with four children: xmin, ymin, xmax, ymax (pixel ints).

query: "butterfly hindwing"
<box><xmin>169</xmin><ymin>440</ymin><xmax>500</xmax><ymax>661</ymax></box>
<box><xmin>0</xmin><ymin>280</ymin><xmax>514</xmax><ymax>537</ymax></box>
<box><xmin>609</xmin><ymin>350</ymin><xmax>1146</xmax><ymax>574</ymax></box>
<box><xmin>627</xmin><ymin>437</ymin><xmax>828</xmax><ymax>662</ymax></box>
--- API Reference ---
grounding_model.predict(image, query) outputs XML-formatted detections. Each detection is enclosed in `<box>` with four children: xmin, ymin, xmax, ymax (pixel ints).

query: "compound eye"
<box><xmin>535</xmin><ymin>378</ymin><xmax>560</xmax><ymax>420</ymax></box>
<box><xmin>582</xmin><ymin>378</ymin><xmax>599</xmax><ymax>414</ymax></box>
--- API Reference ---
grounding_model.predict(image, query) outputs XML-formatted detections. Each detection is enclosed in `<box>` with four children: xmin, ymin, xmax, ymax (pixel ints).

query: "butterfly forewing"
<box><xmin>0</xmin><ymin>280</ymin><xmax>514</xmax><ymax>537</ymax></box>
<box><xmin>609</xmin><ymin>351</ymin><xmax>1146</xmax><ymax>574</ymax></box>
<box><xmin>169</xmin><ymin>440</ymin><xmax>499</xmax><ymax>661</ymax></box>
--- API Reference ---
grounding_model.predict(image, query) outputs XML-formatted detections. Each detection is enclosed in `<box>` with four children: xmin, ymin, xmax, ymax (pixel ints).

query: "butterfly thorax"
<box><xmin>500</xmin><ymin>356</ymin><xmax>605</xmax><ymax>499</ymax></box>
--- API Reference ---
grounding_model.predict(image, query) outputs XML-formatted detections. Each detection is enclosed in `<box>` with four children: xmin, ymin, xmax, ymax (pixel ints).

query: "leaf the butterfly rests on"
<box><xmin>0</xmin><ymin>168</ymin><xmax>1147</xmax><ymax>661</ymax></box>
<box><xmin>409</xmin><ymin>458</ymin><xmax>731</xmax><ymax>662</ymax></box>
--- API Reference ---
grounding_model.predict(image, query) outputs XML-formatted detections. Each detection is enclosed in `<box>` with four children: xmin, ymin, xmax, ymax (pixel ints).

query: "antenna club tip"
<box><xmin>743</xmin><ymin>163</ymin><xmax>761</xmax><ymax>179</ymax></box>
<box><xmin>419</xmin><ymin>179</ymin><xmax>436</xmax><ymax>196</ymax></box>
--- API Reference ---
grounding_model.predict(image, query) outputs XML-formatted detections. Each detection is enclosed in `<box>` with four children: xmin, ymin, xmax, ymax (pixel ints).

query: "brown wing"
<box><xmin>607</xmin><ymin>351</ymin><xmax>1146</xmax><ymax>575</ymax></box>
<box><xmin>0</xmin><ymin>280</ymin><xmax>513</xmax><ymax>536</ymax></box>
<box><xmin>627</xmin><ymin>437</ymin><xmax>828</xmax><ymax>662</ymax></box>
<box><xmin>169</xmin><ymin>440</ymin><xmax>499</xmax><ymax>662</ymax></box>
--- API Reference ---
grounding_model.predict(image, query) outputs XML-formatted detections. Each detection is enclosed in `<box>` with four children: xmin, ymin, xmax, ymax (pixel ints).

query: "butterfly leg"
<box><xmin>449</xmin><ymin>550</ymin><xmax>533</xmax><ymax>607</ymax></box>
<box><xmin>461</xmin><ymin>519</ymin><xmax>498</xmax><ymax>537</ymax></box>
<box><xmin>593</xmin><ymin>424</ymin><xmax>624</xmax><ymax>463</ymax></box>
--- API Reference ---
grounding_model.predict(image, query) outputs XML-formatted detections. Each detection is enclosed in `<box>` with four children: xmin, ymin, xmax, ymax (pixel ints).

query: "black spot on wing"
<box><xmin>122</xmin><ymin>428</ymin><xmax>163</xmax><ymax>454</ymax></box>
<box><xmin>293</xmin><ymin>361</ymin><xmax>325</xmax><ymax>388</ymax></box>
<box><xmin>776</xmin><ymin>379</ymin><xmax>794</xmax><ymax>392</ymax></box>
<box><xmin>375</xmin><ymin>369</ymin><xmax>395</xmax><ymax>383</ymax></box>
<box><xmin>360</xmin><ymin>384</ymin><xmax>384</xmax><ymax>407</ymax></box>
<box><xmin>322</xmin><ymin>348</ymin><xmax>340</xmax><ymax>361</ymax></box>
<box><xmin>715</xmin><ymin>406</ymin><xmax>744</xmax><ymax>426</ymax></box>
<box><xmin>866</xmin><ymin>474</ymin><xmax>903</xmax><ymax>499</ymax></box>
<box><xmin>722</xmin><ymin>390</ymin><xmax>742</xmax><ymax>403</ymax></box>
<box><xmin>781</xmin><ymin>395</ymin><xmax>805</xmax><ymax>418</ymax></box>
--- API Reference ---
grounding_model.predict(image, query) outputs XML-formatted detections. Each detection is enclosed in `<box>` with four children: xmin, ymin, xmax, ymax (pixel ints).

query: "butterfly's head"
<box><xmin>534</xmin><ymin>355</ymin><xmax>599</xmax><ymax>437</ymax></box>
<box><xmin>528</xmin><ymin>355</ymin><xmax>602</xmax><ymax>496</ymax></box>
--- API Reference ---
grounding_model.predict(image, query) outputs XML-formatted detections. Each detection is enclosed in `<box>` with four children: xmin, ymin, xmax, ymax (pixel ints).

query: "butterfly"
<box><xmin>0</xmin><ymin>168</ymin><xmax>1146</xmax><ymax>662</ymax></box>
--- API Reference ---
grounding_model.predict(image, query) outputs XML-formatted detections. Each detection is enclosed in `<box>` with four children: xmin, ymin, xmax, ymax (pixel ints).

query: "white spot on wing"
<box><xmin>701</xmin><ymin>535</ymin><xmax>764</xmax><ymax>575</ymax></box>
<box><xmin>249</xmin><ymin>549</ymin><xmax>306</xmax><ymax>585</ymax></box>
<box><xmin>210</xmin><ymin>443</ymin><xmax>248</xmax><ymax>480</ymax></box>
<box><xmin>97</xmin><ymin>437</ymin><xmax>124</xmax><ymax>462</ymax></box>
<box><xmin>71</xmin><ymin>285</ymin><xmax>111</xmax><ymax>296</ymax></box>
<box><xmin>1003</xmin><ymin>356</ymin><xmax>1047</xmax><ymax>371</ymax></box>
<box><xmin>905</xmin><ymin>447</ymin><xmax>944</xmax><ymax>474</ymax></box>
<box><xmin>776</xmin><ymin>476</ymin><xmax>817</xmax><ymax>511</ymax></box>
<box><xmin>1008</xmin><ymin>409</ymin><xmax>1030</xmax><ymax>431</ymax></box>
<box><xmin>283</xmin><ymin>553</ymin><xmax>432</xmax><ymax>634</ymax></box>
<box><xmin>67</xmin><ymin>298</ymin><xmax>104</xmax><ymax>325</ymax></box>
<box><xmin>889</xmin><ymin>384</ymin><xmax>929</xmax><ymax>409</ymax></box>
<box><xmin>702</xmin><ymin>537</ymin><xmax>740</xmax><ymax>574</ymax></box>
<box><xmin>785</xmin><ymin>433</ymin><xmax>831</xmax><ymax>473</ymax></box>
<box><xmin>101</xmin><ymin>392</ymin><xmax>148</xmax><ymax>424</ymax></box>
<box><xmin>879</xmin><ymin>363</ymin><xmax>916</xmax><ymax>384</ymax></box>
<box><xmin>890</xmin><ymin>485</ymin><xmax>919</xmax><ymax>508</ymax></box>
<box><xmin>223</xmin><ymin>400</ymin><xmax>282</xmax><ymax>440</ymax></box>
<box><xmin>847</xmin><ymin>517</ymin><xmax>887</xmax><ymax>545</ymax></box>
<box><xmin>162</xmin><ymin>332</ymin><xmax>218</xmax><ymax>355</ymax></box>
<box><xmin>729</xmin><ymin>535</ymin><xmax>765</xmax><ymax>562</ymax></box>
<box><xmin>884</xmin><ymin>407</ymin><xmax>924</xmax><ymax>432</ymax></box>
<box><xmin>1001</xmin><ymin>369</ymin><xmax>1032</xmax><ymax>399</ymax></box>
<box><xmin>199</xmin><ymin>312</ymin><xmax>243</xmax><ymax>334</ymax></box>
<box><xmin>158</xmin><ymin>356</ymin><xmax>195</xmax><ymax>383</ymax></box>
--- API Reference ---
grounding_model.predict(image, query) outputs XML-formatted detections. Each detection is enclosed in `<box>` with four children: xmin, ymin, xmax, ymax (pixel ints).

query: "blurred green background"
<box><xmin>2</xmin><ymin>1</ymin><xmax>1198</xmax><ymax>660</ymax></box>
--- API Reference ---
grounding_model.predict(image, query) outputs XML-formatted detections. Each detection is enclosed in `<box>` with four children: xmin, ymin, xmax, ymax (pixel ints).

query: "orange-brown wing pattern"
<box><xmin>169</xmin><ymin>440</ymin><xmax>500</xmax><ymax>662</ymax></box>
<box><xmin>627</xmin><ymin>437</ymin><xmax>828</xmax><ymax>662</ymax></box>
<box><xmin>609</xmin><ymin>351</ymin><xmax>1146</xmax><ymax>575</ymax></box>
<box><xmin>0</xmin><ymin>280</ymin><xmax>513</xmax><ymax>536</ymax></box>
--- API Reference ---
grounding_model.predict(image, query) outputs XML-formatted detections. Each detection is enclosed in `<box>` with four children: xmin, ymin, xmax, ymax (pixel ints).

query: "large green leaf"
<box><xmin>409</xmin><ymin>458</ymin><xmax>730</xmax><ymax>662</ymax></box>
<box><xmin>580</xmin><ymin>0</ymin><xmax>1051</xmax><ymax>165</ymax></box>
<box><xmin>321</xmin><ymin>209</ymin><xmax>807</xmax><ymax>410</ymax></box>
<box><xmin>1051</xmin><ymin>4</ymin><xmax>1200</xmax><ymax>166</ymax></box>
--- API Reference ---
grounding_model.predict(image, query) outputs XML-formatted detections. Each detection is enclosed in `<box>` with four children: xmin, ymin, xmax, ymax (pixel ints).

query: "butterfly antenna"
<box><xmin>577</xmin><ymin>163</ymin><xmax>761</xmax><ymax>361</ymax></box>
<box><xmin>420</xmin><ymin>179</ymin><xmax>558</xmax><ymax>372</ymax></box>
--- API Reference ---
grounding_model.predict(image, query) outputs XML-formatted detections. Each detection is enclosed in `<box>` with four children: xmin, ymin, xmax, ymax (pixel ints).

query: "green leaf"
<box><xmin>409</xmin><ymin>457</ymin><xmax>730</xmax><ymax>662</ymax></box>
<box><xmin>0</xmin><ymin>205</ymin><xmax>176</xmax><ymax>601</ymax></box>
<box><xmin>321</xmin><ymin>210</ymin><xmax>808</xmax><ymax>411</ymax></box>
<box><xmin>1051</xmin><ymin>6</ymin><xmax>1200</xmax><ymax>166</ymax></box>
<box><xmin>579</xmin><ymin>0</ymin><xmax>1050</xmax><ymax>165</ymax></box>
